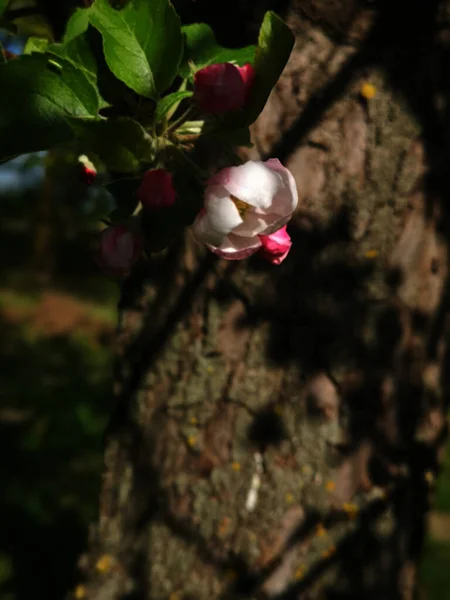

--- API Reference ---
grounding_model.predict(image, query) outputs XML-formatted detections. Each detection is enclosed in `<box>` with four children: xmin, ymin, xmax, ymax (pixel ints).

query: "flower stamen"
<box><xmin>231</xmin><ymin>195</ymin><xmax>250</xmax><ymax>218</ymax></box>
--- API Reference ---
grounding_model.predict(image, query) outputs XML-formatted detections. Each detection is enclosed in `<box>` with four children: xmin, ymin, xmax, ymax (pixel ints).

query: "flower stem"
<box><xmin>165</xmin><ymin>106</ymin><xmax>199</xmax><ymax>135</ymax></box>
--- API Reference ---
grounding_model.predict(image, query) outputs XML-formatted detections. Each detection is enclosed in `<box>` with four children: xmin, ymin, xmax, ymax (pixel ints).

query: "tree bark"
<box><xmin>79</xmin><ymin>1</ymin><xmax>450</xmax><ymax>598</ymax></box>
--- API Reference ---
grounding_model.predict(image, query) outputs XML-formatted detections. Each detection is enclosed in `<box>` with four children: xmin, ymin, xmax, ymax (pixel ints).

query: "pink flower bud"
<box><xmin>137</xmin><ymin>169</ymin><xmax>176</xmax><ymax>209</ymax></box>
<box><xmin>258</xmin><ymin>226</ymin><xmax>292</xmax><ymax>265</ymax></box>
<box><xmin>97</xmin><ymin>224</ymin><xmax>143</xmax><ymax>277</ymax></box>
<box><xmin>78</xmin><ymin>154</ymin><xmax>97</xmax><ymax>185</ymax></box>
<box><xmin>81</xmin><ymin>166</ymin><xmax>96</xmax><ymax>185</ymax></box>
<box><xmin>237</xmin><ymin>63</ymin><xmax>255</xmax><ymax>101</ymax></box>
<box><xmin>194</xmin><ymin>62</ymin><xmax>255</xmax><ymax>114</ymax></box>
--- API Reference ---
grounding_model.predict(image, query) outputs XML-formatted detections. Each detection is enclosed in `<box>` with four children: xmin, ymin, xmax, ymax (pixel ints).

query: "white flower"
<box><xmin>192</xmin><ymin>159</ymin><xmax>298</xmax><ymax>260</ymax></box>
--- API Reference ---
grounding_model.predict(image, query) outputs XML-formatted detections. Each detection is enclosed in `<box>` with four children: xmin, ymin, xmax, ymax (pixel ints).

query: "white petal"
<box><xmin>210</xmin><ymin>161</ymin><xmax>281</xmax><ymax>210</ymax></box>
<box><xmin>264</xmin><ymin>158</ymin><xmax>298</xmax><ymax>217</ymax></box>
<box><xmin>192</xmin><ymin>211</ymin><xmax>225</xmax><ymax>246</ymax></box>
<box><xmin>232</xmin><ymin>211</ymin><xmax>270</xmax><ymax>236</ymax></box>
<box><xmin>205</xmin><ymin>185</ymin><xmax>243</xmax><ymax>234</ymax></box>
<box><xmin>259</xmin><ymin>213</ymin><xmax>291</xmax><ymax>235</ymax></box>
<box><xmin>209</xmin><ymin>232</ymin><xmax>262</xmax><ymax>260</ymax></box>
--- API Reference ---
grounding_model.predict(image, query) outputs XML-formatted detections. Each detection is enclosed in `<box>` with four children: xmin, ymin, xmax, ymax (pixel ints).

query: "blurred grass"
<box><xmin>0</xmin><ymin>288</ymin><xmax>117</xmax><ymax>324</ymax></box>
<box><xmin>420</xmin><ymin>538</ymin><xmax>450</xmax><ymax>600</ymax></box>
<box><xmin>0</xmin><ymin>292</ymin><xmax>115</xmax><ymax>600</ymax></box>
<box><xmin>419</xmin><ymin>434</ymin><xmax>450</xmax><ymax>600</ymax></box>
<box><xmin>0</xmin><ymin>150</ymin><xmax>118</xmax><ymax>600</ymax></box>
<box><xmin>434</xmin><ymin>442</ymin><xmax>450</xmax><ymax>514</ymax></box>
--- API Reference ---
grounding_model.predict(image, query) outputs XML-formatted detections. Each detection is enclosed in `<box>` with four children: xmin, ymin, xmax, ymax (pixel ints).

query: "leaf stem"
<box><xmin>165</xmin><ymin>105</ymin><xmax>198</xmax><ymax>136</ymax></box>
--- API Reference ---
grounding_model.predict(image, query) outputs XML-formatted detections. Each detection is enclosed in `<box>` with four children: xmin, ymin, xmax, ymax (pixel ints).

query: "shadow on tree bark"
<box><xmin>81</xmin><ymin>1</ymin><xmax>450</xmax><ymax>599</ymax></box>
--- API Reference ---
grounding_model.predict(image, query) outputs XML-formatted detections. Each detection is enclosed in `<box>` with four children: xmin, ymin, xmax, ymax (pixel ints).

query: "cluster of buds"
<box><xmin>97</xmin><ymin>62</ymin><xmax>298</xmax><ymax>277</ymax></box>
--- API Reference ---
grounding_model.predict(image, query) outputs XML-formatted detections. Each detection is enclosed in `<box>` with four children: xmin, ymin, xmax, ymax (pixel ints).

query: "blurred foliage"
<box><xmin>420</xmin><ymin>538</ymin><xmax>450</xmax><ymax>600</ymax></box>
<box><xmin>0</xmin><ymin>148</ymin><xmax>117</xmax><ymax>600</ymax></box>
<box><xmin>434</xmin><ymin>442</ymin><xmax>450</xmax><ymax>514</ymax></box>
<box><xmin>0</xmin><ymin>315</ymin><xmax>111</xmax><ymax>599</ymax></box>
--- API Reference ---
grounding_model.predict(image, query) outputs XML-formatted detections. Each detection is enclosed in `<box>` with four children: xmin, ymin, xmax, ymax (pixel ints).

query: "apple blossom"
<box><xmin>192</xmin><ymin>158</ymin><xmax>298</xmax><ymax>260</ymax></box>
<box><xmin>193</xmin><ymin>62</ymin><xmax>255</xmax><ymax>114</ymax></box>
<box><xmin>137</xmin><ymin>168</ymin><xmax>176</xmax><ymax>209</ymax></box>
<box><xmin>97</xmin><ymin>223</ymin><xmax>143</xmax><ymax>277</ymax></box>
<box><xmin>258</xmin><ymin>225</ymin><xmax>292</xmax><ymax>265</ymax></box>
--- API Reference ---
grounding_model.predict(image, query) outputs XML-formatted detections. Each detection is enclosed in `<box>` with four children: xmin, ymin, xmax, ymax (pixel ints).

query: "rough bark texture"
<box><xmin>78</xmin><ymin>1</ymin><xmax>450</xmax><ymax>598</ymax></box>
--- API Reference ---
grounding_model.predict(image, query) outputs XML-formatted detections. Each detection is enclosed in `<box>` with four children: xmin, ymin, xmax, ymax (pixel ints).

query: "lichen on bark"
<box><xmin>78</xmin><ymin>1</ymin><xmax>450</xmax><ymax>599</ymax></box>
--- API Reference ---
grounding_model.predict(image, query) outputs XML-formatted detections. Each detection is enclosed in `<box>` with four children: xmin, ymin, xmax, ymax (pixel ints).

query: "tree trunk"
<box><xmin>80</xmin><ymin>1</ymin><xmax>450</xmax><ymax>598</ymax></box>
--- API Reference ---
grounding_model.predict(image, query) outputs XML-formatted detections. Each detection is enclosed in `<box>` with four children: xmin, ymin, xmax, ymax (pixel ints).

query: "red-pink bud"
<box><xmin>258</xmin><ymin>225</ymin><xmax>292</xmax><ymax>265</ymax></box>
<box><xmin>81</xmin><ymin>165</ymin><xmax>96</xmax><ymax>185</ymax></box>
<box><xmin>237</xmin><ymin>63</ymin><xmax>255</xmax><ymax>101</ymax></box>
<box><xmin>137</xmin><ymin>169</ymin><xmax>176</xmax><ymax>209</ymax></box>
<box><xmin>78</xmin><ymin>154</ymin><xmax>97</xmax><ymax>185</ymax></box>
<box><xmin>97</xmin><ymin>224</ymin><xmax>143</xmax><ymax>277</ymax></box>
<box><xmin>194</xmin><ymin>62</ymin><xmax>254</xmax><ymax>114</ymax></box>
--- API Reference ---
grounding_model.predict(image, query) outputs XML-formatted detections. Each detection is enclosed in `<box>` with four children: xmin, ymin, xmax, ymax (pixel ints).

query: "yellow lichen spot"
<box><xmin>294</xmin><ymin>565</ymin><xmax>305</xmax><ymax>580</ymax></box>
<box><xmin>169</xmin><ymin>592</ymin><xmax>182</xmax><ymax>600</ymax></box>
<box><xmin>74</xmin><ymin>585</ymin><xmax>86</xmax><ymax>599</ymax></box>
<box><xmin>187</xmin><ymin>435</ymin><xmax>197</xmax><ymax>448</ymax></box>
<box><xmin>225</xmin><ymin>569</ymin><xmax>237</xmax><ymax>582</ymax></box>
<box><xmin>365</xmin><ymin>249</ymin><xmax>378</xmax><ymax>259</ymax></box>
<box><xmin>325</xmin><ymin>480</ymin><xmax>336</xmax><ymax>493</ymax></box>
<box><xmin>274</xmin><ymin>404</ymin><xmax>283</xmax><ymax>416</ymax></box>
<box><xmin>425</xmin><ymin>470</ymin><xmax>435</xmax><ymax>484</ymax></box>
<box><xmin>315</xmin><ymin>523</ymin><xmax>327</xmax><ymax>537</ymax></box>
<box><xmin>96</xmin><ymin>554</ymin><xmax>112</xmax><ymax>573</ymax></box>
<box><xmin>231</xmin><ymin>461</ymin><xmax>241</xmax><ymax>471</ymax></box>
<box><xmin>285</xmin><ymin>493</ymin><xmax>294</xmax><ymax>504</ymax></box>
<box><xmin>218</xmin><ymin>516</ymin><xmax>232</xmax><ymax>536</ymax></box>
<box><xmin>322</xmin><ymin>545</ymin><xmax>337</xmax><ymax>559</ymax></box>
<box><xmin>301</xmin><ymin>465</ymin><xmax>313</xmax><ymax>476</ymax></box>
<box><xmin>343</xmin><ymin>502</ymin><xmax>359</xmax><ymax>519</ymax></box>
<box><xmin>189</xmin><ymin>416</ymin><xmax>198</xmax><ymax>425</ymax></box>
<box><xmin>207</xmin><ymin>366</ymin><xmax>214</xmax><ymax>373</ymax></box>
<box><xmin>360</xmin><ymin>82</ymin><xmax>376</xmax><ymax>100</ymax></box>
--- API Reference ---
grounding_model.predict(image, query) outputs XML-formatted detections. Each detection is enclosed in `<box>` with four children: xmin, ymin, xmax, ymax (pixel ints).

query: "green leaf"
<box><xmin>237</xmin><ymin>11</ymin><xmax>294</xmax><ymax>126</ymax></box>
<box><xmin>0</xmin><ymin>54</ymin><xmax>100</xmax><ymax>161</ymax></box>
<box><xmin>69</xmin><ymin>117</ymin><xmax>155</xmax><ymax>173</ymax></box>
<box><xmin>24</xmin><ymin>29</ymin><xmax>109</xmax><ymax>110</ymax></box>
<box><xmin>49</xmin><ymin>35</ymin><xmax>109</xmax><ymax>109</ymax></box>
<box><xmin>154</xmin><ymin>90</ymin><xmax>193</xmax><ymax>123</ymax></box>
<box><xmin>24</xmin><ymin>36</ymin><xmax>49</xmax><ymax>55</ymax></box>
<box><xmin>89</xmin><ymin>0</ymin><xmax>183</xmax><ymax>100</ymax></box>
<box><xmin>0</xmin><ymin>0</ymin><xmax>9</xmax><ymax>19</ymax></box>
<box><xmin>64</xmin><ymin>7</ymin><xmax>90</xmax><ymax>43</ymax></box>
<box><xmin>179</xmin><ymin>23</ymin><xmax>255</xmax><ymax>78</ymax></box>
<box><xmin>106</xmin><ymin>177</ymin><xmax>141</xmax><ymax>222</ymax></box>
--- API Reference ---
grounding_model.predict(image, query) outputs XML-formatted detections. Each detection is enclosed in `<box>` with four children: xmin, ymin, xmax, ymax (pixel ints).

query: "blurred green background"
<box><xmin>0</xmin><ymin>150</ymin><xmax>118</xmax><ymax>600</ymax></box>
